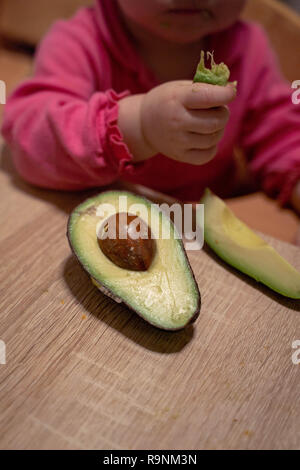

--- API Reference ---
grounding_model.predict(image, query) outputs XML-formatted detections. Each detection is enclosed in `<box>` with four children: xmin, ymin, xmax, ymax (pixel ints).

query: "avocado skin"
<box><xmin>200</xmin><ymin>189</ymin><xmax>300</xmax><ymax>299</ymax></box>
<box><xmin>67</xmin><ymin>190</ymin><xmax>201</xmax><ymax>331</ymax></box>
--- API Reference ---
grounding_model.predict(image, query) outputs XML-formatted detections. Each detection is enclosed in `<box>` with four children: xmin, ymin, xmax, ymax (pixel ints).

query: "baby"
<box><xmin>2</xmin><ymin>0</ymin><xmax>300</xmax><ymax>210</ymax></box>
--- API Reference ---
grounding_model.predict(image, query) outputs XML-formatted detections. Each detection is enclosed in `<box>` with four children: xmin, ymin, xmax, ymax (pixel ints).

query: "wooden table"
<box><xmin>1</xmin><ymin>143</ymin><xmax>300</xmax><ymax>450</ymax></box>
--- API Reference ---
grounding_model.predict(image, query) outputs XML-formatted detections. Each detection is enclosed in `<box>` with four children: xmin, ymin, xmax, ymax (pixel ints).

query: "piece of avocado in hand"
<box><xmin>193</xmin><ymin>50</ymin><xmax>237</xmax><ymax>87</ymax></box>
<box><xmin>67</xmin><ymin>191</ymin><xmax>201</xmax><ymax>330</ymax></box>
<box><xmin>199</xmin><ymin>189</ymin><xmax>300</xmax><ymax>299</ymax></box>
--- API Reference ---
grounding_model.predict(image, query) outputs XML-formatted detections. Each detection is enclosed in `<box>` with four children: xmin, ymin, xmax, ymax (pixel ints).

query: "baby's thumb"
<box><xmin>183</xmin><ymin>82</ymin><xmax>237</xmax><ymax>110</ymax></box>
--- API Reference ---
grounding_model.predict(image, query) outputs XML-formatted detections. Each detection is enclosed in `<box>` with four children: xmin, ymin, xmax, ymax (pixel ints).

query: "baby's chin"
<box><xmin>152</xmin><ymin>20</ymin><xmax>236</xmax><ymax>44</ymax></box>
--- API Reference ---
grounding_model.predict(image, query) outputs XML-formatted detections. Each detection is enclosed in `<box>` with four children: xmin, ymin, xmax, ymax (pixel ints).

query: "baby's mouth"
<box><xmin>167</xmin><ymin>8</ymin><xmax>213</xmax><ymax>19</ymax></box>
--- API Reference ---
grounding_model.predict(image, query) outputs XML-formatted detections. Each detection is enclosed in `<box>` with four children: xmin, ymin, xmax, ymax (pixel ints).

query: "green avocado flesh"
<box><xmin>193</xmin><ymin>50</ymin><xmax>231</xmax><ymax>86</ymax></box>
<box><xmin>199</xmin><ymin>189</ymin><xmax>300</xmax><ymax>299</ymax></box>
<box><xmin>67</xmin><ymin>191</ymin><xmax>200</xmax><ymax>330</ymax></box>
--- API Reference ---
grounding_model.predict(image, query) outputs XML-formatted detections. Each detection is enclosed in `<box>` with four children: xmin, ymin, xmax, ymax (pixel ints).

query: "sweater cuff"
<box><xmin>104</xmin><ymin>89</ymin><xmax>140</xmax><ymax>175</ymax></box>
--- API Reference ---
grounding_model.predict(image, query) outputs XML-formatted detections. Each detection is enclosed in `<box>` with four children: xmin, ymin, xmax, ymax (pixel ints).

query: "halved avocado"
<box><xmin>67</xmin><ymin>190</ymin><xmax>201</xmax><ymax>330</ymax></box>
<box><xmin>199</xmin><ymin>189</ymin><xmax>300</xmax><ymax>299</ymax></box>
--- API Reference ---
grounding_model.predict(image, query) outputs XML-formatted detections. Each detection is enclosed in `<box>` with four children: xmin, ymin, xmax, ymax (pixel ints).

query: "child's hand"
<box><xmin>140</xmin><ymin>80</ymin><xmax>236</xmax><ymax>165</ymax></box>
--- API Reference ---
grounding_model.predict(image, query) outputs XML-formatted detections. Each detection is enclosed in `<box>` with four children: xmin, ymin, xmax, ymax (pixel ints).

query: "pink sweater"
<box><xmin>2</xmin><ymin>0</ymin><xmax>300</xmax><ymax>204</ymax></box>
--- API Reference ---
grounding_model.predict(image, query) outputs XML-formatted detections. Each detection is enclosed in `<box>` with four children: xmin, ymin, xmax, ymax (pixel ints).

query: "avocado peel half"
<box><xmin>199</xmin><ymin>189</ymin><xmax>300</xmax><ymax>299</ymax></box>
<box><xmin>67</xmin><ymin>190</ymin><xmax>201</xmax><ymax>330</ymax></box>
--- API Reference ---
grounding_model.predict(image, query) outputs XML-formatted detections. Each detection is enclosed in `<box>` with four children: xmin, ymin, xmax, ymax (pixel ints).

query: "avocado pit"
<box><xmin>97</xmin><ymin>212</ymin><xmax>156</xmax><ymax>271</ymax></box>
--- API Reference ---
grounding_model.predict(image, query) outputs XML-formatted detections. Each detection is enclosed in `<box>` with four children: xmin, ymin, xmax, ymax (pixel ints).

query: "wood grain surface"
<box><xmin>0</xmin><ymin>150</ymin><xmax>300</xmax><ymax>450</ymax></box>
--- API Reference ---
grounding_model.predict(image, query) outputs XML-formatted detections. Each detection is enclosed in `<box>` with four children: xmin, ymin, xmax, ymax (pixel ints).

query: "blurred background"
<box><xmin>0</xmin><ymin>0</ymin><xmax>299</xmax><ymax>47</ymax></box>
<box><xmin>283</xmin><ymin>0</ymin><xmax>300</xmax><ymax>11</ymax></box>
<box><xmin>0</xmin><ymin>0</ymin><xmax>300</xmax><ymax>244</ymax></box>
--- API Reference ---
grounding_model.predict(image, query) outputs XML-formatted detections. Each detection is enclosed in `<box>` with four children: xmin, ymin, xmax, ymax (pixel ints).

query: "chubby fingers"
<box><xmin>177</xmin><ymin>128</ymin><xmax>224</xmax><ymax>165</ymax></box>
<box><xmin>177</xmin><ymin>106</ymin><xmax>228</xmax><ymax>165</ymax></box>
<box><xmin>184</xmin><ymin>106</ymin><xmax>230</xmax><ymax>134</ymax></box>
<box><xmin>184</xmin><ymin>128</ymin><xmax>225</xmax><ymax>150</ymax></box>
<box><xmin>181</xmin><ymin>147</ymin><xmax>218</xmax><ymax>165</ymax></box>
<box><xmin>181</xmin><ymin>82</ymin><xmax>237</xmax><ymax>109</ymax></box>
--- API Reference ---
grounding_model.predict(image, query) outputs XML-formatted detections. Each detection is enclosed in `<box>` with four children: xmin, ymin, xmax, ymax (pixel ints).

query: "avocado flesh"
<box><xmin>67</xmin><ymin>191</ymin><xmax>200</xmax><ymax>330</ymax></box>
<box><xmin>200</xmin><ymin>189</ymin><xmax>300</xmax><ymax>299</ymax></box>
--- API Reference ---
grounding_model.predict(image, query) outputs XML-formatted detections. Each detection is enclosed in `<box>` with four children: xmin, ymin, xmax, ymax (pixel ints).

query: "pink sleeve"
<box><xmin>240</xmin><ymin>25</ymin><xmax>300</xmax><ymax>206</ymax></box>
<box><xmin>1</xmin><ymin>16</ymin><xmax>134</xmax><ymax>190</ymax></box>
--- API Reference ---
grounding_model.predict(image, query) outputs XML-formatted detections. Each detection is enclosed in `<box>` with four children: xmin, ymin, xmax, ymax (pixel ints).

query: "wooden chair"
<box><xmin>243</xmin><ymin>0</ymin><xmax>300</xmax><ymax>82</ymax></box>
